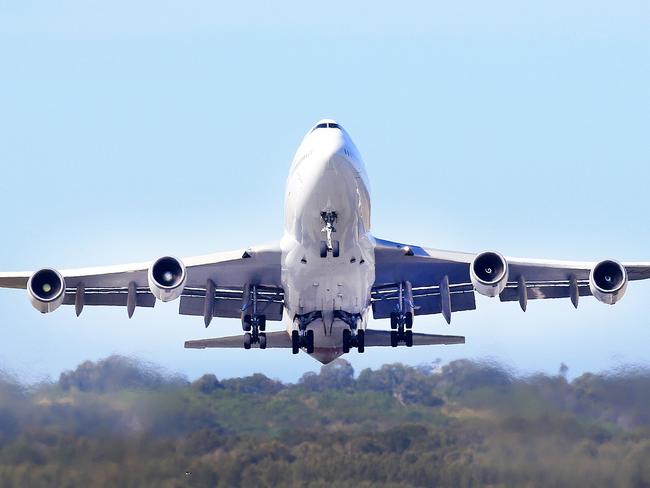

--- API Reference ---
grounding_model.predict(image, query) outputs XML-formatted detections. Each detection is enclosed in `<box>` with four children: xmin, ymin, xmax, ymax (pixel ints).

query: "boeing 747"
<box><xmin>1</xmin><ymin>119</ymin><xmax>648</xmax><ymax>363</ymax></box>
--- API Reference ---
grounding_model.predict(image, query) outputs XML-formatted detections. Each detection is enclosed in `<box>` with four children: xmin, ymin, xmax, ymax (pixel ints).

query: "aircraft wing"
<box><xmin>0</xmin><ymin>242</ymin><xmax>283</xmax><ymax>323</ymax></box>
<box><xmin>372</xmin><ymin>237</ymin><xmax>650</xmax><ymax>321</ymax></box>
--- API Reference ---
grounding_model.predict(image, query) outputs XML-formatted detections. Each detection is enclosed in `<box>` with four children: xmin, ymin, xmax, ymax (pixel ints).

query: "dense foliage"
<box><xmin>1</xmin><ymin>356</ymin><xmax>650</xmax><ymax>487</ymax></box>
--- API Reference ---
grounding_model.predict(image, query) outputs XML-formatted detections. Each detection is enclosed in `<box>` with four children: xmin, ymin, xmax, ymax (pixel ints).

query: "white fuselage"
<box><xmin>280</xmin><ymin>121</ymin><xmax>375</xmax><ymax>362</ymax></box>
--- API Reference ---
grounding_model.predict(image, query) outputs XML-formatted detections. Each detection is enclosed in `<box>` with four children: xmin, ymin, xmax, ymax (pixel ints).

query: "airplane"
<box><xmin>1</xmin><ymin>119</ymin><xmax>649</xmax><ymax>364</ymax></box>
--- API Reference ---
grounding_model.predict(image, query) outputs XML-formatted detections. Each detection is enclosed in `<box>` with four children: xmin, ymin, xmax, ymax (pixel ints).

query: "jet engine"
<box><xmin>470</xmin><ymin>251</ymin><xmax>509</xmax><ymax>297</ymax></box>
<box><xmin>27</xmin><ymin>268</ymin><xmax>66</xmax><ymax>313</ymax></box>
<box><xmin>589</xmin><ymin>260</ymin><xmax>627</xmax><ymax>305</ymax></box>
<box><xmin>148</xmin><ymin>256</ymin><xmax>187</xmax><ymax>302</ymax></box>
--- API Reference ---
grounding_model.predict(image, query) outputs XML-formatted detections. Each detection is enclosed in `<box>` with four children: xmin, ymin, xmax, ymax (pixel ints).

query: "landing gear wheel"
<box><xmin>342</xmin><ymin>329</ymin><xmax>351</xmax><ymax>353</ymax></box>
<box><xmin>291</xmin><ymin>330</ymin><xmax>300</xmax><ymax>354</ymax></box>
<box><xmin>390</xmin><ymin>331</ymin><xmax>398</xmax><ymax>348</ymax></box>
<box><xmin>357</xmin><ymin>329</ymin><xmax>365</xmax><ymax>353</ymax></box>
<box><xmin>405</xmin><ymin>312</ymin><xmax>413</xmax><ymax>329</ymax></box>
<box><xmin>332</xmin><ymin>240</ymin><xmax>340</xmax><ymax>258</ymax></box>
<box><xmin>390</xmin><ymin>312</ymin><xmax>398</xmax><ymax>330</ymax></box>
<box><xmin>306</xmin><ymin>329</ymin><xmax>315</xmax><ymax>354</ymax></box>
<box><xmin>405</xmin><ymin>330</ymin><xmax>413</xmax><ymax>348</ymax></box>
<box><xmin>242</xmin><ymin>315</ymin><xmax>252</xmax><ymax>332</ymax></box>
<box><xmin>244</xmin><ymin>333</ymin><xmax>252</xmax><ymax>350</ymax></box>
<box><xmin>320</xmin><ymin>241</ymin><xmax>328</xmax><ymax>258</ymax></box>
<box><xmin>259</xmin><ymin>333</ymin><xmax>267</xmax><ymax>350</ymax></box>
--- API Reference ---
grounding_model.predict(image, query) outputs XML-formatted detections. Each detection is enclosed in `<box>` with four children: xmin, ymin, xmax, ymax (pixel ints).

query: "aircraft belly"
<box><xmin>281</xmin><ymin>154</ymin><xmax>374</xmax><ymax>324</ymax></box>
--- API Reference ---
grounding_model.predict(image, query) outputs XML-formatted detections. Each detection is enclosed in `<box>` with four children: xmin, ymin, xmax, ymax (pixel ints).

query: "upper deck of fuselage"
<box><xmin>289</xmin><ymin>119</ymin><xmax>368</xmax><ymax>187</ymax></box>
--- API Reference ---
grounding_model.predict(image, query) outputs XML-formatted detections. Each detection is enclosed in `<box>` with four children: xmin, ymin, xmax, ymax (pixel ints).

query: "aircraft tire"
<box><xmin>258</xmin><ymin>315</ymin><xmax>266</xmax><ymax>331</ymax></box>
<box><xmin>357</xmin><ymin>329</ymin><xmax>365</xmax><ymax>353</ymax></box>
<box><xmin>342</xmin><ymin>329</ymin><xmax>351</xmax><ymax>353</ymax></box>
<box><xmin>243</xmin><ymin>315</ymin><xmax>252</xmax><ymax>332</ymax></box>
<box><xmin>244</xmin><ymin>333</ymin><xmax>252</xmax><ymax>350</ymax></box>
<box><xmin>259</xmin><ymin>333</ymin><xmax>267</xmax><ymax>350</ymax></box>
<box><xmin>390</xmin><ymin>331</ymin><xmax>398</xmax><ymax>348</ymax></box>
<box><xmin>390</xmin><ymin>313</ymin><xmax>398</xmax><ymax>329</ymax></box>
<box><xmin>291</xmin><ymin>330</ymin><xmax>300</xmax><ymax>354</ymax></box>
<box><xmin>405</xmin><ymin>312</ymin><xmax>413</xmax><ymax>329</ymax></box>
<box><xmin>405</xmin><ymin>330</ymin><xmax>413</xmax><ymax>348</ymax></box>
<box><xmin>306</xmin><ymin>329</ymin><xmax>315</xmax><ymax>354</ymax></box>
<box><xmin>332</xmin><ymin>240</ymin><xmax>340</xmax><ymax>258</ymax></box>
<box><xmin>320</xmin><ymin>241</ymin><xmax>328</xmax><ymax>258</ymax></box>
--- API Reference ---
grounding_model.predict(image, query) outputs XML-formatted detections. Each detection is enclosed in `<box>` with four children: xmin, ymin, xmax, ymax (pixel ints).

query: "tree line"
<box><xmin>0</xmin><ymin>355</ymin><xmax>649</xmax><ymax>487</ymax></box>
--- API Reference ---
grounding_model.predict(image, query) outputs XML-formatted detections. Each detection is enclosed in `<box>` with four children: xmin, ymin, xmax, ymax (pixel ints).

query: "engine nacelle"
<box><xmin>589</xmin><ymin>260</ymin><xmax>627</xmax><ymax>305</ymax></box>
<box><xmin>470</xmin><ymin>251</ymin><xmax>509</xmax><ymax>297</ymax></box>
<box><xmin>148</xmin><ymin>256</ymin><xmax>186</xmax><ymax>302</ymax></box>
<box><xmin>27</xmin><ymin>268</ymin><xmax>66</xmax><ymax>313</ymax></box>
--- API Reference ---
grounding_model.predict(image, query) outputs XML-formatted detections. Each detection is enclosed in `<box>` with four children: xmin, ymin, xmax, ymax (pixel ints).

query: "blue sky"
<box><xmin>0</xmin><ymin>1</ymin><xmax>648</xmax><ymax>382</ymax></box>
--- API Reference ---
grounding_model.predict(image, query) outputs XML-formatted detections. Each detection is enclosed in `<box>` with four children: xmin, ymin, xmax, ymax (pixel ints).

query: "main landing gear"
<box><xmin>241</xmin><ymin>285</ymin><xmax>267</xmax><ymax>349</ymax></box>
<box><xmin>242</xmin><ymin>314</ymin><xmax>266</xmax><ymax>349</ymax></box>
<box><xmin>390</xmin><ymin>282</ymin><xmax>415</xmax><ymax>348</ymax></box>
<box><xmin>337</xmin><ymin>310</ymin><xmax>365</xmax><ymax>353</ymax></box>
<box><xmin>320</xmin><ymin>211</ymin><xmax>340</xmax><ymax>258</ymax></box>
<box><xmin>292</xmin><ymin>312</ymin><xmax>320</xmax><ymax>354</ymax></box>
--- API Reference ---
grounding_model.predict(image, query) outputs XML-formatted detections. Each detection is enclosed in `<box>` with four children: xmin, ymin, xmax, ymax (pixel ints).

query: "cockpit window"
<box><xmin>311</xmin><ymin>122</ymin><xmax>341</xmax><ymax>132</ymax></box>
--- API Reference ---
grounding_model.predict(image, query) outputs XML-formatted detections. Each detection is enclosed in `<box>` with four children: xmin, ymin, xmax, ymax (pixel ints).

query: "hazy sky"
<box><xmin>0</xmin><ymin>1</ymin><xmax>649</xmax><ymax>382</ymax></box>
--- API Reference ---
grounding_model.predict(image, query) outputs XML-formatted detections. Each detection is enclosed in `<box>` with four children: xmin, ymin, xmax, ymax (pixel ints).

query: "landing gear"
<box><xmin>241</xmin><ymin>285</ymin><xmax>268</xmax><ymax>349</ymax></box>
<box><xmin>320</xmin><ymin>211</ymin><xmax>340</xmax><ymax>258</ymax></box>
<box><xmin>390</xmin><ymin>282</ymin><xmax>415</xmax><ymax>347</ymax></box>
<box><xmin>291</xmin><ymin>329</ymin><xmax>314</xmax><ymax>354</ymax></box>
<box><xmin>292</xmin><ymin>313</ymin><xmax>319</xmax><ymax>354</ymax></box>
<box><xmin>337</xmin><ymin>311</ymin><xmax>364</xmax><ymax>353</ymax></box>
<box><xmin>342</xmin><ymin>328</ymin><xmax>364</xmax><ymax>353</ymax></box>
<box><xmin>243</xmin><ymin>329</ymin><xmax>266</xmax><ymax>350</ymax></box>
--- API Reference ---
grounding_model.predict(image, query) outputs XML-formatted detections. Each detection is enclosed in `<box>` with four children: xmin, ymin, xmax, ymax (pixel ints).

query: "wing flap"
<box><xmin>179</xmin><ymin>286</ymin><xmax>284</xmax><ymax>321</ymax></box>
<box><xmin>371</xmin><ymin>283</ymin><xmax>476</xmax><ymax>319</ymax></box>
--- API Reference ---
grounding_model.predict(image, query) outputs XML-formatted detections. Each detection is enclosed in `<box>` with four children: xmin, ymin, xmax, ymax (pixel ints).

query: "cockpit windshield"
<box><xmin>311</xmin><ymin>122</ymin><xmax>341</xmax><ymax>132</ymax></box>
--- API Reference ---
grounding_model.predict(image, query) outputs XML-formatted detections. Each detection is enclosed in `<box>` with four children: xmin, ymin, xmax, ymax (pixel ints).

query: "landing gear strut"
<box><xmin>390</xmin><ymin>282</ymin><xmax>415</xmax><ymax>348</ymax></box>
<box><xmin>291</xmin><ymin>312</ymin><xmax>320</xmax><ymax>354</ymax></box>
<box><xmin>241</xmin><ymin>285</ymin><xmax>267</xmax><ymax>349</ymax></box>
<box><xmin>320</xmin><ymin>211</ymin><xmax>340</xmax><ymax>258</ymax></box>
<box><xmin>337</xmin><ymin>311</ymin><xmax>365</xmax><ymax>353</ymax></box>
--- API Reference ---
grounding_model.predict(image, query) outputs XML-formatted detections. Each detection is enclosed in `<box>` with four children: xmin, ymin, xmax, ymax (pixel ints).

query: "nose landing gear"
<box><xmin>320</xmin><ymin>211</ymin><xmax>340</xmax><ymax>258</ymax></box>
